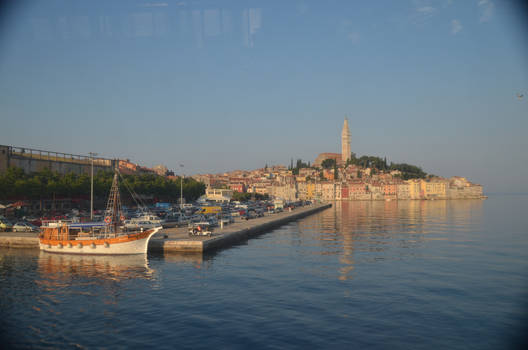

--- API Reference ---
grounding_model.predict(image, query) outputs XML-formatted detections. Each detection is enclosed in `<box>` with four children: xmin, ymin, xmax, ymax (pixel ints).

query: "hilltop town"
<box><xmin>192</xmin><ymin>118</ymin><xmax>484</xmax><ymax>202</ymax></box>
<box><xmin>192</xmin><ymin>163</ymin><xmax>484</xmax><ymax>202</ymax></box>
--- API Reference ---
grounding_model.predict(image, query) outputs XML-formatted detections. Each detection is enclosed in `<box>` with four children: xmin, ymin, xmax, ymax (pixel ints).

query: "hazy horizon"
<box><xmin>1</xmin><ymin>0</ymin><xmax>527</xmax><ymax>193</ymax></box>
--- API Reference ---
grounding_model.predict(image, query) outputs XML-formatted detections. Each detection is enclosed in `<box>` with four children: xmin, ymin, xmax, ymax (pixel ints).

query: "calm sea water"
<box><xmin>1</xmin><ymin>195</ymin><xmax>527</xmax><ymax>349</ymax></box>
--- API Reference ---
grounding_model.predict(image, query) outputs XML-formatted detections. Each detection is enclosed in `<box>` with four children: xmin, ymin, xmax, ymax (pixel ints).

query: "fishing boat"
<box><xmin>39</xmin><ymin>169</ymin><xmax>162</xmax><ymax>255</ymax></box>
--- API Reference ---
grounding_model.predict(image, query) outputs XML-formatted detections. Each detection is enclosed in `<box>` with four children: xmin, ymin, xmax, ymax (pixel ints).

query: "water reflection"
<box><xmin>299</xmin><ymin>200</ymin><xmax>484</xmax><ymax>281</ymax></box>
<box><xmin>157</xmin><ymin>251</ymin><xmax>214</xmax><ymax>270</ymax></box>
<box><xmin>37</xmin><ymin>251</ymin><xmax>155</xmax><ymax>282</ymax></box>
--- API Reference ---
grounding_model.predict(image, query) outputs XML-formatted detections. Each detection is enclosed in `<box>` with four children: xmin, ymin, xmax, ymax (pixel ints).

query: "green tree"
<box><xmin>389</xmin><ymin>163</ymin><xmax>426</xmax><ymax>180</ymax></box>
<box><xmin>321</xmin><ymin>158</ymin><xmax>336</xmax><ymax>169</ymax></box>
<box><xmin>0</xmin><ymin>167</ymin><xmax>206</xmax><ymax>203</ymax></box>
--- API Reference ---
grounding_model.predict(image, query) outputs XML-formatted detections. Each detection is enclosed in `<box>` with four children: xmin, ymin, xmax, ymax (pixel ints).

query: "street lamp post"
<box><xmin>89</xmin><ymin>152</ymin><xmax>98</xmax><ymax>221</ymax></box>
<box><xmin>180</xmin><ymin>164</ymin><xmax>184</xmax><ymax>209</ymax></box>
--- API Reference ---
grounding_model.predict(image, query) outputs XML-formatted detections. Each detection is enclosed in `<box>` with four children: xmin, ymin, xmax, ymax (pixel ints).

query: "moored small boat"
<box><xmin>39</xmin><ymin>223</ymin><xmax>160</xmax><ymax>255</ymax></box>
<box><xmin>38</xmin><ymin>169</ymin><xmax>161</xmax><ymax>255</ymax></box>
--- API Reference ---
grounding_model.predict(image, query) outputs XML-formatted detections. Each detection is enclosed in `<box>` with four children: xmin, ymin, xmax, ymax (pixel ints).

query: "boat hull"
<box><xmin>39</xmin><ymin>227</ymin><xmax>161</xmax><ymax>255</ymax></box>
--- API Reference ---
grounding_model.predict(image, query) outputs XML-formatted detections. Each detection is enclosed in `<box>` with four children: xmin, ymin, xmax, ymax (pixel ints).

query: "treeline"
<box><xmin>289</xmin><ymin>159</ymin><xmax>311</xmax><ymax>175</ymax></box>
<box><xmin>0</xmin><ymin>167</ymin><xmax>206</xmax><ymax>202</ymax></box>
<box><xmin>347</xmin><ymin>154</ymin><xmax>427</xmax><ymax>180</ymax></box>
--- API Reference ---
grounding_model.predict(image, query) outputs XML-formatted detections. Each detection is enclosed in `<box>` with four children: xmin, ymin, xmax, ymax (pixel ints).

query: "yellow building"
<box><xmin>420</xmin><ymin>179</ymin><xmax>447</xmax><ymax>199</ymax></box>
<box><xmin>407</xmin><ymin>179</ymin><xmax>422</xmax><ymax>199</ymax></box>
<box><xmin>306</xmin><ymin>183</ymin><xmax>316</xmax><ymax>200</ymax></box>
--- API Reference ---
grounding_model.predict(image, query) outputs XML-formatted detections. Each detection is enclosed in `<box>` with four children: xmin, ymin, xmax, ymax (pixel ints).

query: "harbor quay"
<box><xmin>150</xmin><ymin>202</ymin><xmax>331</xmax><ymax>253</ymax></box>
<box><xmin>0</xmin><ymin>203</ymin><xmax>332</xmax><ymax>253</ymax></box>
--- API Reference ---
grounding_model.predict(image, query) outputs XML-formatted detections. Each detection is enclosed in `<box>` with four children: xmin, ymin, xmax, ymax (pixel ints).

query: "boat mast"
<box><xmin>104</xmin><ymin>167</ymin><xmax>123</xmax><ymax>233</ymax></box>
<box><xmin>89</xmin><ymin>152</ymin><xmax>98</xmax><ymax>221</ymax></box>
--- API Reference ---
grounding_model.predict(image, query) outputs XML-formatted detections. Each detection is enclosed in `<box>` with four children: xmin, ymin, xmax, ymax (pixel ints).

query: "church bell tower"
<box><xmin>341</xmin><ymin>117</ymin><xmax>351</xmax><ymax>164</ymax></box>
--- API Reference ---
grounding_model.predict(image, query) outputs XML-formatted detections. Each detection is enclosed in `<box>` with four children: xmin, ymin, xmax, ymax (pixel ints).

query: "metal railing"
<box><xmin>8</xmin><ymin>146</ymin><xmax>113</xmax><ymax>166</ymax></box>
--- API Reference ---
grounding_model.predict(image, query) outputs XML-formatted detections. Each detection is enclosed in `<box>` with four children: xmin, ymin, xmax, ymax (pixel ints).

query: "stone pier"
<box><xmin>0</xmin><ymin>203</ymin><xmax>332</xmax><ymax>254</ymax></box>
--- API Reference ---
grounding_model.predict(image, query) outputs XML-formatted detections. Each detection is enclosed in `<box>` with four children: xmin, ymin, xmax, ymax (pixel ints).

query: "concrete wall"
<box><xmin>0</xmin><ymin>145</ymin><xmax>115</xmax><ymax>175</ymax></box>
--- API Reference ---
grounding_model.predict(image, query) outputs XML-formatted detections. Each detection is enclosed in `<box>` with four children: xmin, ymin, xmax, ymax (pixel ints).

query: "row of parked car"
<box><xmin>0</xmin><ymin>218</ymin><xmax>39</xmax><ymax>232</ymax></box>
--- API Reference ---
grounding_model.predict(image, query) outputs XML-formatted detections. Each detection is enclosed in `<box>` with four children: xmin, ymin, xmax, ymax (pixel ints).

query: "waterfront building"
<box><xmin>341</xmin><ymin>184</ymin><xmax>349</xmax><ymax>200</ymax></box>
<box><xmin>270</xmin><ymin>184</ymin><xmax>298</xmax><ymax>201</ymax></box>
<box><xmin>421</xmin><ymin>179</ymin><xmax>448</xmax><ymax>199</ymax></box>
<box><xmin>205</xmin><ymin>187</ymin><xmax>233</xmax><ymax>202</ymax></box>
<box><xmin>306</xmin><ymin>182</ymin><xmax>316</xmax><ymax>200</ymax></box>
<box><xmin>397</xmin><ymin>183</ymin><xmax>411</xmax><ymax>199</ymax></box>
<box><xmin>383</xmin><ymin>183</ymin><xmax>397</xmax><ymax>196</ymax></box>
<box><xmin>321</xmin><ymin>182</ymin><xmax>336</xmax><ymax>201</ymax></box>
<box><xmin>297</xmin><ymin>182</ymin><xmax>308</xmax><ymax>200</ymax></box>
<box><xmin>348</xmin><ymin>181</ymin><xmax>368</xmax><ymax>200</ymax></box>
<box><xmin>383</xmin><ymin>182</ymin><xmax>398</xmax><ymax>200</ymax></box>
<box><xmin>368</xmin><ymin>182</ymin><xmax>384</xmax><ymax>200</ymax></box>
<box><xmin>335</xmin><ymin>183</ymin><xmax>342</xmax><ymax>200</ymax></box>
<box><xmin>407</xmin><ymin>179</ymin><xmax>422</xmax><ymax>199</ymax></box>
<box><xmin>447</xmin><ymin>177</ymin><xmax>484</xmax><ymax>199</ymax></box>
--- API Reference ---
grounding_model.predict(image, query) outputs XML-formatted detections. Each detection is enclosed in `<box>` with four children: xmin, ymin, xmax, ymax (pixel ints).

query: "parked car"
<box><xmin>204</xmin><ymin>215</ymin><xmax>218</xmax><ymax>227</ymax></box>
<box><xmin>0</xmin><ymin>219</ymin><xmax>13</xmax><ymax>232</ymax></box>
<box><xmin>30</xmin><ymin>218</ymin><xmax>42</xmax><ymax>227</ymax></box>
<box><xmin>221</xmin><ymin>214</ymin><xmax>235</xmax><ymax>224</ymax></box>
<box><xmin>12</xmin><ymin>222</ymin><xmax>39</xmax><ymax>232</ymax></box>
<box><xmin>124</xmin><ymin>220</ymin><xmax>157</xmax><ymax>230</ymax></box>
<box><xmin>243</xmin><ymin>211</ymin><xmax>256</xmax><ymax>220</ymax></box>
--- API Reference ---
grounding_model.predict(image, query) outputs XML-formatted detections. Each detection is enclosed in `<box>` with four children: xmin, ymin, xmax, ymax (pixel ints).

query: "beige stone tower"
<box><xmin>341</xmin><ymin>117</ymin><xmax>351</xmax><ymax>163</ymax></box>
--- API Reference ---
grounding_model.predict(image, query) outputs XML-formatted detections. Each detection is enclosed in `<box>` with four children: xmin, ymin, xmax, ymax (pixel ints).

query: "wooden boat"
<box><xmin>39</xmin><ymin>170</ymin><xmax>161</xmax><ymax>255</ymax></box>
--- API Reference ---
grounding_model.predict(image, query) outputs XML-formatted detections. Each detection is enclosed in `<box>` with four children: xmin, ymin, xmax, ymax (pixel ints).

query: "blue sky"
<box><xmin>0</xmin><ymin>0</ymin><xmax>527</xmax><ymax>193</ymax></box>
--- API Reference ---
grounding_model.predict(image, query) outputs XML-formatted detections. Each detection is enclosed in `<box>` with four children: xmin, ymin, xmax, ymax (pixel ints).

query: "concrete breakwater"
<box><xmin>0</xmin><ymin>203</ymin><xmax>332</xmax><ymax>253</ymax></box>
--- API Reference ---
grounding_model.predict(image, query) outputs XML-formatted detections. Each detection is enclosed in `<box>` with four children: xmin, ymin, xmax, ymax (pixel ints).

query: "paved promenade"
<box><xmin>0</xmin><ymin>203</ymin><xmax>332</xmax><ymax>253</ymax></box>
<box><xmin>150</xmin><ymin>203</ymin><xmax>331</xmax><ymax>253</ymax></box>
<box><xmin>0</xmin><ymin>231</ymin><xmax>39</xmax><ymax>248</ymax></box>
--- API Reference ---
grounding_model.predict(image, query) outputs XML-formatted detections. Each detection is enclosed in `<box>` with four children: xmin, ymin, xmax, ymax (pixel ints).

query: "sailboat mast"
<box><xmin>89</xmin><ymin>152</ymin><xmax>98</xmax><ymax>220</ymax></box>
<box><xmin>113</xmin><ymin>172</ymin><xmax>119</xmax><ymax>232</ymax></box>
<box><xmin>104</xmin><ymin>168</ymin><xmax>123</xmax><ymax>233</ymax></box>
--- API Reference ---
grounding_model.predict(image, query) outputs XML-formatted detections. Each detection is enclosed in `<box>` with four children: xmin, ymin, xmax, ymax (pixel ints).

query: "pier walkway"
<box><xmin>0</xmin><ymin>203</ymin><xmax>331</xmax><ymax>253</ymax></box>
<box><xmin>150</xmin><ymin>203</ymin><xmax>331</xmax><ymax>253</ymax></box>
